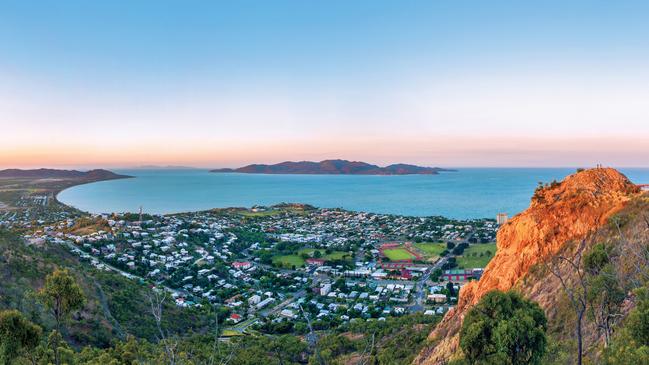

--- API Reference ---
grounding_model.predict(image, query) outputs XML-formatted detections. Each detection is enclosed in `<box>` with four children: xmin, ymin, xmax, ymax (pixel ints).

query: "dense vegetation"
<box><xmin>0</xmin><ymin>229</ymin><xmax>217</xmax><ymax>349</ymax></box>
<box><xmin>0</xmin><ymin>306</ymin><xmax>437</xmax><ymax>364</ymax></box>
<box><xmin>455</xmin><ymin>290</ymin><xmax>547</xmax><ymax>365</ymax></box>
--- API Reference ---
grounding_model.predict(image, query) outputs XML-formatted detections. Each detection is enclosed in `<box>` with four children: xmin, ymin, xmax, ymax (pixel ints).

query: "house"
<box><xmin>279</xmin><ymin>309</ymin><xmax>297</xmax><ymax>319</ymax></box>
<box><xmin>256</xmin><ymin>297</ymin><xmax>275</xmax><ymax>310</ymax></box>
<box><xmin>442</xmin><ymin>269</ymin><xmax>474</xmax><ymax>282</ymax></box>
<box><xmin>249</xmin><ymin>295</ymin><xmax>261</xmax><ymax>305</ymax></box>
<box><xmin>306</xmin><ymin>258</ymin><xmax>326</xmax><ymax>266</ymax></box>
<box><xmin>232</xmin><ymin>261</ymin><xmax>252</xmax><ymax>270</ymax></box>
<box><xmin>427</xmin><ymin>293</ymin><xmax>447</xmax><ymax>303</ymax></box>
<box><xmin>320</xmin><ymin>283</ymin><xmax>332</xmax><ymax>296</ymax></box>
<box><xmin>399</xmin><ymin>269</ymin><xmax>412</xmax><ymax>280</ymax></box>
<box><xmin>228</xmin><ymin>313</ymin><xmax>242</xmax><ymax>324</ymax></box>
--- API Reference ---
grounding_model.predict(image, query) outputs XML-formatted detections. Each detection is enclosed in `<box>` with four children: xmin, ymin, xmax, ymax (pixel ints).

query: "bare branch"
<box><xmin>148</xmin><ymin>290</ymin><xmax>178</xmax><ymax>365</ymax></box>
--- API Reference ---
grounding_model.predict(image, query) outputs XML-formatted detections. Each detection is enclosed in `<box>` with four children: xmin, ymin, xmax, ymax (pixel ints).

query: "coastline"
<box><xmin>53</xmin><ymin>174</ymin><xmax>134</xmax><ymax>211</ymax></box>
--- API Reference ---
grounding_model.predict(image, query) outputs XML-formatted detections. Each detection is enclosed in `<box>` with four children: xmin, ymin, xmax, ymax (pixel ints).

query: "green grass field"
<box><xmin>221</xmin><ymin>329</ymin><xmax>244</xmax><ymax>337</ymax></box>
<box><xmin>298</xmin><ymin>248</ymin><xmax>350</xmax><ymax>260</ymax></box>
<box><xmin>413</xmin><ymin>242</ymin><xmax>446</xmax><ymax>258</ymax></box>
<box><xmin>383</xmin><ymin>248</ymin><xmax>417</xmax><ymax>261</ymax></box>
<box><xmin>272</xmin><ymin>254</ymin><xmax>305</xmax><ymax>268</ymax></box>
<box><xmin>273</xmin><ymin>249</ymin><xmax>350</xmax><ymax>268</ymax></box>
<box><xmin>456</xmin><ymin>243</ymin><xmax>497</xmax><ymax>269</ymax></box>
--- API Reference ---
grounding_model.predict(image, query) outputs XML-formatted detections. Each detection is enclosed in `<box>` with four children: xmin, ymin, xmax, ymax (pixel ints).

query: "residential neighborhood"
<box><xmin>4</xmin><ymin>203</ymin><xmax>498</xmax><ymax>336</ymax></box>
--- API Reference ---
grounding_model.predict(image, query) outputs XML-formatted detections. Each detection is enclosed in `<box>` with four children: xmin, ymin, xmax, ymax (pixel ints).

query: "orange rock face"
<box><xmin>416</xmin><ymin>168</ymin><xmax>640</xmax><ymax>365</ymax></box>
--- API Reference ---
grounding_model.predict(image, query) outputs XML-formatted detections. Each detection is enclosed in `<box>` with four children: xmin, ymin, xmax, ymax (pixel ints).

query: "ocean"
<box><xmin>57</xmin><ymin>168</ymin><xmax>649</xmax><ymax>220</ymax></box>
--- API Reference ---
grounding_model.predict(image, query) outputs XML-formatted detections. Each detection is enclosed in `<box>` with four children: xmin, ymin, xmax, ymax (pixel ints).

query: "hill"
<box><xmin>416</xmin><ymin>168</ymin><xmax>646</xmax><ymax>364</ymax></box>
<box><xmin>0</xmin><ymin>168</ymin><xmax>129</xmax><ymax>180</ymax></box>
<box><xmin>211</xmin><ymin>159</ymin><xmax>452</xmax><ymax>175</ymax></box>
<box><xmin>0</xmin><ymin>229</ymin><xmax>214</xmax><ymax>348</ymax></box>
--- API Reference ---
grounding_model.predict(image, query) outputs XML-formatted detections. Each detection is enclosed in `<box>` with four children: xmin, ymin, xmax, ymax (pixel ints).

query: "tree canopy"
<box><xmin>0</xmin><ymin>309</ymin><xmax>42</xmax><ymax>363</ymax></box>
<box><xmin>459</xmin><ymin>290</ymin><xmax>547</xmax><ymax>365</ymax></box>
<box><xmin>38</xmin><ymin>268</ymin><xmax>86</xmax><ymax>332</ymax></box>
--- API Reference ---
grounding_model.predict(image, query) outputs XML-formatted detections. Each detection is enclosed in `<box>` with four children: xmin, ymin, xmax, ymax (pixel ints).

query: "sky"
<box><xmin>2</xmin><ymin>0</ymin><xmax>649</xmax><ymax>168</ymax></box>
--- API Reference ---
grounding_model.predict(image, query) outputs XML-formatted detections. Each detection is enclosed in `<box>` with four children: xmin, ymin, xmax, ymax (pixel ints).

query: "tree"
<box><xmin>602</xmin><ymin>287</ymin><xmax>649</xmax><ymax>364</ymax></box>
<box><xmin>430</xmin><ymin>268</ymin><xmax>443</xmax><ymax>282</ymax></box>
<box><xmin>38</xmin><ymin>268</ymin><xmax>86</xmax><ymax>333</ymax></box>
<box><xmin>38</xmin><ymin>268</ymin><xmax>86</xmax><ymax>365</ymax></box>
<box><xmin>0</xmin><ymin>309</ymin><xmax>42</xmax><ymax>363</ymax></box>
<box><xmin>584</xmin><ymin>244</ymin><xmax>625</xmax><ymax>347</ymax></box>
<box><xmin>446</xmin><ymin>282</ymin><xmax>456</xmax><ymax>297</ymax></box>
<box><xmin>459</xmin><ymin>290</ymin><xmax>547</xmax><ymax>365</ymax></box>
<box><xmin>625</xmin><ymin>287</ymin><xmax>649</xmax><ymax>347</ymax></box>
<box><xmin>545</xmin><ymin>240</ymin><xmax>588</xmax><ymax>365</ymax></box>
<box><xmin>148</xmin><ymin>290</ymin><xmax>178</xmax><ymax>365</ymax></box>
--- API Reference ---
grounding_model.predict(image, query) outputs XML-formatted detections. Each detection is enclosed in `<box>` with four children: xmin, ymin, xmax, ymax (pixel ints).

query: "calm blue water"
<box><xmin>58</xmin><ymin>168</ymin><xmax>649</xmax><ymax>219</ymax></box>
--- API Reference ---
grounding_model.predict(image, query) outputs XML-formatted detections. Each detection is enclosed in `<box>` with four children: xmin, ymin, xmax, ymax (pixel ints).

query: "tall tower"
<box><xmin>139</xmin><ymin>206</ymin><xmax>143</xmax><ymax>223</ymax></box>
<box><xmin>496</xmin><ymin>213</ymin><xmax>508</xmax><ymax>225</ymax></box>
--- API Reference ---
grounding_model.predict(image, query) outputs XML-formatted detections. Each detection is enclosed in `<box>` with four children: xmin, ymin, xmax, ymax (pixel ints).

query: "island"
<box><xmin>210</xmin><ymin>159</ymin><xmax>453</xmax><ymax>175</ymax></box>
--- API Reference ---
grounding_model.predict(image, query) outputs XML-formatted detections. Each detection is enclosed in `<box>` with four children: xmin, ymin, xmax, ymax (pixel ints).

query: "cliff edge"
<box><xmin>416</xmin><ymin>168</ymin><xmax>640</xmax><ymax>364</ymax></box>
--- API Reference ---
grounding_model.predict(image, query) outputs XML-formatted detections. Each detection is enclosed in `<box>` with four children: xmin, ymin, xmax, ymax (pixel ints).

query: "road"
<box><xmin>59</xmin><ymin>240</ymin><xmax>186</xmax><ymax>298</ymax></box>
<box><xmin>260</xmin><ymin>289</ymin><xmax>306</xmax><ymax>317</ymax></box>
<box><xmin>406</xmin><ymin>229</ymin><xmax>478</xmax><ymax>312</ymax></box>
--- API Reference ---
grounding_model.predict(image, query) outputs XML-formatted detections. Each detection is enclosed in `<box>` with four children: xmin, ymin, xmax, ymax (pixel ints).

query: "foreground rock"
<box><xmin>416</xmin><ymin>168</ymin><xmax>641</xmax><ymax>364</ymax></box>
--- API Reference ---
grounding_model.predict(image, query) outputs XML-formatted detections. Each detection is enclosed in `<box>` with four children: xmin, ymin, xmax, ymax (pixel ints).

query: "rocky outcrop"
<box><xmin>416</xmin><ymin>168</ymin><xmax>640</xmax><ymax>365</ymax></box>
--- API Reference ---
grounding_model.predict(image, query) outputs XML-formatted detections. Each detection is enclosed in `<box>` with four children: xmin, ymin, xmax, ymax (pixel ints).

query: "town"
<box><xmin>3</xmin><ymin>201</ymin><xmax>500</xmax><ymax>337</ymax></box>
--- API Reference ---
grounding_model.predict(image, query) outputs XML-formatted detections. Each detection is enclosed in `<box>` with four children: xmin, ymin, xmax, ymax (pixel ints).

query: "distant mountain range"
<box><xmin>211</xmin><ymin>160</ymin><xmax>453</xmax><ymax>175</ymax></box>
<box><xmin>0</xmin><ymin>168</ymin><xmax>130</xmax><ymax>180</ymax></box>
<box><xmin>136</xmin><ymin>165</ymin><xmax>198</xmax><ymax>170</ymax></box>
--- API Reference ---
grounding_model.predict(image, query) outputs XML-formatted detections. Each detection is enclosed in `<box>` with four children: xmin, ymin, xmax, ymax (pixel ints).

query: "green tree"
<box><xmin>584</xmin><ymin>244</ymin><xmax>624</xmax><ymax>346</ymax></box>
<box><xmin>602</xmin><ymin>287</ymin><xmax>649</xmax><ymax>364</ymax></box>
<box><xmin>38</xmin><ymin>268</ymin><xmax>86</xmax><ymax>365</ymax></box>
<box><xmin>625</xmin><ymin>287</ymin><xmax>649</xmax><ymax>346</ymax></box>
<box><xmin>0</xmin><ymin>309</ymin><xmax>42</xmax><ymax>364</ymax></box>
<box><xmin>446</xmin><ymin>282</ymin><xmax>456</xmax><ymax>297</ymax></box>
<box><xmin>459</xmin><ymin>290</ymin><xmax>547</xmax><ymax>365</ymax></box>
<box><xmin>39</xmin><ymin>268</ymin><xmax>86</xmax><ymax>332</ymax></box>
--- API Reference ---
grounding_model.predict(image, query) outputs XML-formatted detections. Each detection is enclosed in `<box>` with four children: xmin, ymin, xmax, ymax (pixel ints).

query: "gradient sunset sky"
<box><xmin>2</xmin><ymin>0</ymin><xmax>649</xmax><ymax>168</ymax></box>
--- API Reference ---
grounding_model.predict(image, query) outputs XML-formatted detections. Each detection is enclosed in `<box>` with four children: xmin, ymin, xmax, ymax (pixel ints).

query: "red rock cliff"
<box><xmin>415</xmin><ymin>168</ymin><xmax>640</xmax><ymax>365</ymax></box>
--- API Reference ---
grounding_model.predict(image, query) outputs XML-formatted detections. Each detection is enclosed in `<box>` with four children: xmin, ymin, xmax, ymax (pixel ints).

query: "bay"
<box><xmin>58</xmin><ymin>168</ymin><xmax>649</xmax><ymax>219</ymax></box>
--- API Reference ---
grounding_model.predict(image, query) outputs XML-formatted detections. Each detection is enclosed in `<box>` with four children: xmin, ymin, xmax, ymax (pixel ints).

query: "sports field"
<box><xmin>383</xmin><ymin>248</ymin><xmax>417</xmax><ymax>261</ymax></box>
<box><xmin>272</xmin><ymin>254</ymin><xmax>305</xmax><ymax>268</ymax></box>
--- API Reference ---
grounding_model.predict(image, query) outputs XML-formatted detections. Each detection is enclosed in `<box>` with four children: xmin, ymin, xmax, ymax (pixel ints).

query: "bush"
<box><xmin>460</xmin><ymin>290</ymin><xmax>547</xmax><ymax>365</ymax></box>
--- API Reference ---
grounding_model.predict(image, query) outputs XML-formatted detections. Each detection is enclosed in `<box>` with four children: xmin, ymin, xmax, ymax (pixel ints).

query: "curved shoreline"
<box><xmin>54</xmin><ymin>175</ymin><xmax>134</xmax><ymax>213</ymax></box>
